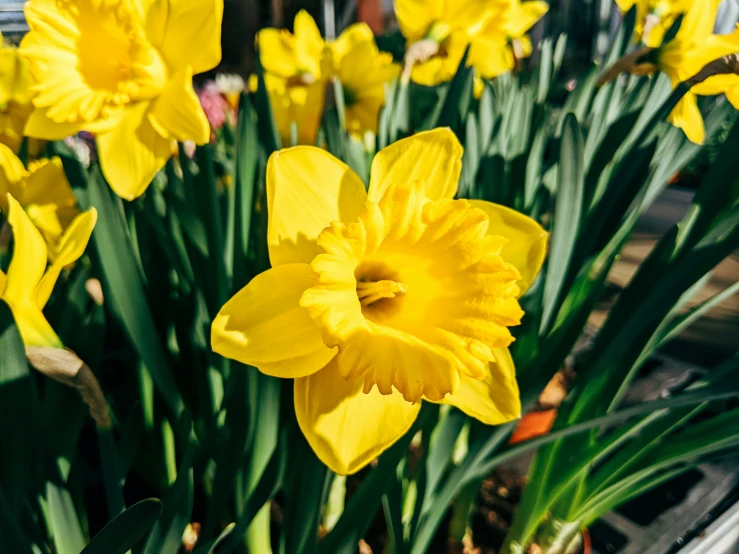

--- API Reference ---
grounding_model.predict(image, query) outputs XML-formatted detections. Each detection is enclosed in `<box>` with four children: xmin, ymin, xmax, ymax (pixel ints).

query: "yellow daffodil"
<box><xmin>1</xmin><ymin>194</ymin><xmax>96</xmax><ymax>347</ymax></box>
<box><xmin>658</xmin><ymin>0</ymin><xmax>738</xmax><ymax>143</ymax></box>
<box><xmin>395</xmin><ymin>0</ymin><xmax>492</xmax><ymax>86</ymax></box>
<box><xmin>19</xmin><ymin>0</ymin><xmax>223</xmax><ymax>200</ymax></box>
<box><xmin>0</xmin><ymin>32</ymin><xmax>33</xmax><ymax>152</ymax></box>
<box><xmin>606</xmin><ymin>0</ymin><xmax>737</xmax><ymax>144</ymax></box>
<box><xmin>616</xmin><ymin>0</ymin><xmax>694</xmax><ymax>46</ymax></box>
<box><xmin>257</xmin><ymin>10</ymin><xmax>329</xmax><ymax>145</ymax></box>
<box><xmin>396</xmin><ymin>0</ymin><xmax>548</xmax><ymax>87</ymax></box>
<box><xmin>212</xmin><ymin>129</ymin><xmax>547</xmax><ymax>474</ymax></box>
<box><xmin>330</xmin><ymin>23</ymin><xmax>400</xmax><ymax>136</ymax></box>
<box><xmin>470</xmin><ymin>0</ymin><xmax>549</xmax><ymax>80</ymax></box>
<box><xmin>0</xmin><ymin>143</ymin><xmax>78</xmax><ymax>254</ymax></box>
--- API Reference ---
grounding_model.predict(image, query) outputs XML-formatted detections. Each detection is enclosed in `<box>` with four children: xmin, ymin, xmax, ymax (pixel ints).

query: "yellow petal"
<box><xmin>212</xmin><ymin>263</ymin><xmax>337</xmax><ymax>378</ymax></box>
<box><xmin>692</xmin><ymin>74</ymin><xmax>739</xmax><ymax>97</ymax></box>
<box><xmin>258</xmin><ymin>28</ymin><xmax>299</xmax><ymax>78</ymax></box>
<box><xmin>506</xmin><ymin>1</ymin><xmax>549</xmax><ymax>37</ymax></box>
<box><xmin>368</xmin><ymin>128</ymin><xmax>463</xmax><ymax>203</ymax></box>
<box><xmin>437</xmin><ymin>347</ymin><xmax>521</xmax><ymax>424</ymax></box>
<box><xmin>4</xmin><ymin>194</ymin><xmax>46</xmax><ymax>303</ymax></box>
<box><xmin>158</xmin><ymin>0</ymin><xmax>223</xmax><ymax>74</ymax></box>
<box><xmin>470</xmin><ymin>33</ymin><xmax>513</xmax><ymax>79</ymax></box>
<box><xmin>150</xmin><ymin>66</ymin><xmax>210</xmax><ymax>144</ymax></box>
<box><xmin>294</xmin><ymin>10</ymin><xmax>325</xmax><ymax>79</ymax></box>
<box><xmin>2</xmin><ymin>195</ymin><xmax>61</xmax><ymax>347</ymax></box>
<box><xmin>395</xmin><ymin>0</ymin><xmax>442</xmax><ymax>43</ymax></box>
<box><xmin>97</xmin><ymin>101</ymin><xmax>172</xmax><ymax>200</ymax></box>
<box><xmin>468</xmin><ymin>200</ymin><xmax>548</xmax><ymax>295</ymax></box>
<box><xmin>35</xmin><ymin>208</ymin><xmax>97</xmax><ymax>309</ymax></box>
<box><xmin>0</xmin><ymin>143</ymin><xmax>27</xmax><ymax>208</ymax></box>
<box><xmin>332</xmin><ymin>22</ymin><xmax>375</xmax><ymax>64</ymax></box>
<box><xmin>668</xmin><ymin>93</ymin><xmax>705</xmax><ymax>145</ymax></box>
<box><xmin>23</xmin><ymin>108</ymin><xmax>85</xmax><ymax>141</ymax></box>
<box><xmin>266</xmin><ymin>147</ymin><xmax>367</xmax><ymax>266</ymax></box>
<box><xmin>294</xmin><ymin>358</ymin><xmax>421</xmax><ymax>475</ymax></box>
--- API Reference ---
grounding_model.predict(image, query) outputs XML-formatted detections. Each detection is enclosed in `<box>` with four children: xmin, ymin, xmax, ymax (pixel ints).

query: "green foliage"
<box><xmin>1</xmin><ymin>11</ymin><xmax>737</xmax><ymax>554</ymax></box>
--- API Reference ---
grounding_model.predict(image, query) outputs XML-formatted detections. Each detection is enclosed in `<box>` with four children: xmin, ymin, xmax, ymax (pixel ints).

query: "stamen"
<box><xmin>357</xmin><ymin>279</ymin><xmax>408</xmax><ymax>307</ymax></box>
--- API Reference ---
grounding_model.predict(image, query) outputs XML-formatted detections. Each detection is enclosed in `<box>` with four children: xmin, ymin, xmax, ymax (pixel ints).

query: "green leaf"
<box><xmin>142</xmin><ymin>442</ymin><xmax>196</xmax><ymax>554</ymax></box>
<box><xmin>0</xmin><ymin>301</ymin><xmax>38</xmax><ymax>514</ymax></box>
<box><xmin>81</xmin><ymin>499</ymin><xmax>162</xmax><ymax>554</ymax></box>
<box><xmin>98</xmin><ymin>429</ymin><xmax>125</xmax><ymax>518</ymax></box>
<box><xmin>192</xmin><ymin>523</ymin><xmax>235</xmax><ymax>554</ymax></box>
<box><xmin>87</xmin><ymin>169</ymin><xmax>184</xmax><ymax>416</ymax></box>
<box><xmin>47</xmin><ymin>481</ymin><xmax>87</xmax><ymax>554</ymax></box>
<box><xmin>540</xmin><ymin>114</ymin><xmax>585</xmax><ymax>333</ymax></box>
<box><xmin>220</xmin><ymin>430</ymin><xmax>288</xmax><ymax>554</ymax></box>
<box><xmin>254</xmin><ymin>53</ymin><xmax>282</xmax><ymax>154</ymax></box>
<box><xmin>425</xmin><ymin>45</ymin><xmax>472</xmax><ymax>130</ymax></box>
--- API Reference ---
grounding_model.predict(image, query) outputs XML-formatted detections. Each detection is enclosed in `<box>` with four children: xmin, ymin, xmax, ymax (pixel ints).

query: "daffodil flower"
<box><xmin>1</xmin><ymin>194</ymin><xmax>97</xmax><ymax>347</ymax></box>
<box><xmin>212</xmin><ymin>129</ymin><xmax>547</xmax><ymax>475</ymax></box>
<box><xmin>469</xmin><ymin>0</ymin><xmax>549</xmax><ymax>80</ymax></box>
<box><xmin>0</xmin><ymin>143</ymin><xmax>78</xmax><ymax>255</ymax></box>
<box><xmin>19</xmin><ymin>0</ymin><xmax>223</xmax><ymax>200</ymax></box>
<box><xmin>658</xmin><ymin>0</ymin><xmax>738</xmax><ymax>143</ymax></box>
<box><xmin>330</xmin><ymin>23</ymin><xmax>400</xmax><ymax>137</ymax></box>
<box><xmin>606</xmin><ymin>0</ymin><xmax>738</xmax><ymax>144</ymax></box>
<box><xmin>0</xmin><ymin>32</ymin><xmax>33</xmax><ymax>153</ymax></box>
<box><xmin>257</xmin><ymin>10</ymin><xmax>329</xmax><ymax>145</ymax></box>
<box><xmin>395</xmin><ymin>0</ymin><xmax>493</xmax><ymax>86</ymax></box>
<box><xmin>616</xmin><ymin>0</ymin><xmax>694</xmax><ymax>47</ymax></box>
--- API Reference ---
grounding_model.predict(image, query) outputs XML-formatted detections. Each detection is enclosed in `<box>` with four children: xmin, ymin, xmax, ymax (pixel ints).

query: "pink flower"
<box><xmin>198</xmin><ymin>81</ymin><xmax>229</xmax><ymax>131</ymax></box>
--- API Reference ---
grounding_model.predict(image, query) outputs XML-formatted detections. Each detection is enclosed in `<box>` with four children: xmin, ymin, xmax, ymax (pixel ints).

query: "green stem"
<box><xmin>246</xmin><ymin>504</ymin><xmax>272</xmax><ymax>554</ymax></box>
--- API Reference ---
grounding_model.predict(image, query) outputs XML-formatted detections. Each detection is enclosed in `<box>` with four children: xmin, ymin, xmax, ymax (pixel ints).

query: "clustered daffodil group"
<box><xmin>257</xmin><ymin>11</ymin><xmax>400</xmax><ymax>145</ymax></box>
<box><xmin>612</xmin><ymin>0</ymin><xmax>739</xmax><ymax>143</ymax></box>
<box><xmin>212</xmin><ymin>129</ymin><xmax>547</xmax><ymax>475</ymax></box>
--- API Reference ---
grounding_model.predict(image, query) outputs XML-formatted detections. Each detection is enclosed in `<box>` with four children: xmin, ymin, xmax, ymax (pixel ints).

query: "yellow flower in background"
<box><xmin>395</xmin><ymin>0</ymin><xmax>548</xmax><ymax>87</ymax></box>
<box><xmin>330</xmin><ymin>23</ymin><xmax>400</xmax><ymax>136</ymax></box>
<box><xmin>616</xmin><ymin>0</ymin><xmax>694</xmax><ymax>46</ymax></box>
<box><xmin>19</xmin><ymin>0</ymin><xmax>223</xmax><ymax>200</ymax></box>
<box><xmin>395</xmin><ymin>0</ymin><xmax>493</xmax><ymax>86</ymax></box>
<box><xmin>0</xmin><ymin>143</ymin><xmax>78</xmax><ymax>254</ymax></box>
<box><xmin>470</xmin><ymin>0</ymin><xmax>549</xmax><ymax>80</ymax></box>
<box><xmin>606</xmin><ymin>0</ymin><xmax>737</xmax><ymax>144</ymax></box>
<box><xmin>657</xmin><ymin>0</ymin><xmax>737</xmax><ymax>143</ymax></box>
<box><xmin>257</xmin><ymin>10</ymin><xmax>329</xmax><ymax>145</ymax></box>
<box><xmin>0</xmin><ymin>194</ymin><xmax>97</xmax><ymax>347</ymax></box>
<box><xmin>0</xmin><ymin>33</ymin><xmax>33</xmax><ymax>153</ymax></box>
<box><xmin>212</xmin><ymin>129</ymin><xmax>548</xmax><ymax>475</ymax></box>
<box><xmin>259</xmin><ymin>9</ymin><xmax>327</xmax><ymax>83</ymax></box>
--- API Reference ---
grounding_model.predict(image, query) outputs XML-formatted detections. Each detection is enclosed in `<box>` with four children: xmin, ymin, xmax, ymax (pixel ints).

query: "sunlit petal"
<box><xmin>267</xmin><ymin>147</ymin><xmax>367</xmax><ymax>266</ymax></box>
<box><xmin>295</xmin><ymin>358</ymin><xmax>421</xmax><ymax>475</ymax></box>
<box><xmin>368</xmin><ymin>128</ymin><xmax>463</xmax><ymax>203</ymax></box>
<box><xmin>212</xmin><ymin>263</ymin><xmax>337</xmax><ymax>378</ymax></box>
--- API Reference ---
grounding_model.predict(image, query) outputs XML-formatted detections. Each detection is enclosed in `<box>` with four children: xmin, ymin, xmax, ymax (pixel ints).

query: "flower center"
<box><xmin>356</xmin><ymin>279</ymin><xmax>408</xmax><ymax>308</ymax></box>
<box><xmin>301</xmin><ymin>181</ymin><xmax>524</xmax><ymax>403</ymax></box>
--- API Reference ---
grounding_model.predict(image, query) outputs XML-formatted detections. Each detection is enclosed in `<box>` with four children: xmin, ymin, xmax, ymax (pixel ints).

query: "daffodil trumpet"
<box><xmin>212</xmin><ymin>128</ymin><xmax>548</xmax><ymax>475</ymax></box>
